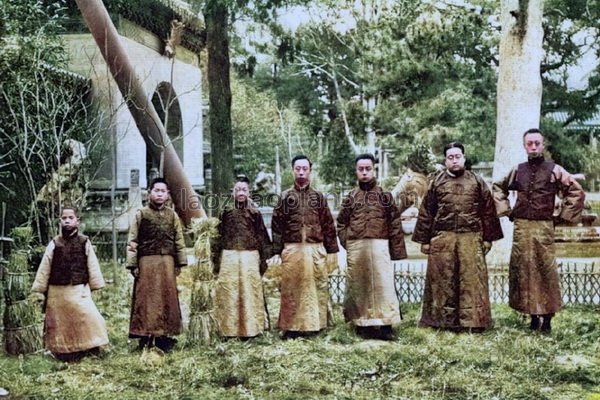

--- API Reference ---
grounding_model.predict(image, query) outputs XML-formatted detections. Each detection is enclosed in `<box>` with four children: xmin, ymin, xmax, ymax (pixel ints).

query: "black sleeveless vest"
<box><xmin>48</xmin><ymin>234</ymin><xmax>89</xmax><ymax>285</ymax></box>
<box><xmin>511</xmin><ymin>160</ymin><xmax>557</xmax><ymax>221</ymax></box>
<box><xmin>137</xmin><ymin>207</ymin><xmax>177</xmax><ymax>257</ymax></box>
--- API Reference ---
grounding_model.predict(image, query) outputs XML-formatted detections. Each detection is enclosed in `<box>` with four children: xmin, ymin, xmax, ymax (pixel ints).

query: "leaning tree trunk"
<box><xmin>490</xmin><ymin>0</ymin><xmax>544</xmax><ymax>265</ymax></box>
<box><xmin>74</xmin><ymin>0</ymin><xmax>205</xmax><ymax>224</ymax></box>
<box><xmin>205</xmin><ymin>1</ymin><xmax>234</xmax><ymax>199</ymax></box>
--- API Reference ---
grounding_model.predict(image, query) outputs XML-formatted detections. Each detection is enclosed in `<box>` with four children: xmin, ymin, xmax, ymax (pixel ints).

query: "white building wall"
<box><xmin>62</xmin><ymin>21</ymin><xmax>204</xmax><ymax>190</ymax></box>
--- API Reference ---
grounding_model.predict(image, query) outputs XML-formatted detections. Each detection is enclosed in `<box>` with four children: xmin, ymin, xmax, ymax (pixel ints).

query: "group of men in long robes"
<box><xmin>141</xmin><ymin>127</ymin><xmax>585</xmax><ymax>343</ymax></box>
<box><xmin>30</xmin><ymin>128</ymin><xmax>585</xmax><ymax>362</ymax></box>
<box><xmin>414</xmin><ymin>129</ymin><xmax>585</xmax><ymax>333</ymax></box>
<box><xmin>211</xmin><ymin>153</ymin><xmax>406</xmax><ymax>340</ymax></box>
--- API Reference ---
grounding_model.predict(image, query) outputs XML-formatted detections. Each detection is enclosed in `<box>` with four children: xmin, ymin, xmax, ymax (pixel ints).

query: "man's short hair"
<box><xmin>443</xmin><ymin>142</ymin><xmax>465</xmax><ymax>157</ymax></box>
<box><xmin>523</xmin><ymin>128</ymin><xmax>544</xmax><ymax>138</ymax></box>
<box><xmin>291</xmin><ymin>154</ymin><xmax>312</xmax><ymax>168</ymax></box>
<box><xmin>355</xmin><ymin>153</ymin><xmax>376</xmax><ymax>164</ymax></box>
<box><xmin>236</xmin><ymin>174</ymin><xmax>250</xmax><ymax>184</ymax></box>
<box><xmin>149</xmin><ymin>177</ymin><xmax>169</xmax><ymax>191</ymax></box>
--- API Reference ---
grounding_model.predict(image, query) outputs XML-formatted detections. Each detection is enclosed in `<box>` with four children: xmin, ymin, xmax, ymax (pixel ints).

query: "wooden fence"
<box><xmin>329</xmin><ymin>260</ymin><xmax>600</xmax><ymax>305</ymax></box>
<box><xmin>93</xmin><ymin>239</ymin><xmax>128</xmax><ymax>264</ymax></box>
<box><xmin>94</xmin><ymin>242</ymin><xmax>600</xmax><ymax>306</ymax></box>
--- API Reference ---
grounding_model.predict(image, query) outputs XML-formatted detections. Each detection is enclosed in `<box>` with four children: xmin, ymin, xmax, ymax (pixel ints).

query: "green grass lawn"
<box><xmin>1</xmin><ymin>267</ymin><xmax>600</xmax><ymax>400</ymax></box>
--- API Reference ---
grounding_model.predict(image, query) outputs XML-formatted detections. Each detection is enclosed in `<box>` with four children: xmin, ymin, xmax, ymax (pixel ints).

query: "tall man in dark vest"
<box><xmin>493</xmin><ymin>129</ymin><xmax>585</xmax><ymax>333</ymax></box>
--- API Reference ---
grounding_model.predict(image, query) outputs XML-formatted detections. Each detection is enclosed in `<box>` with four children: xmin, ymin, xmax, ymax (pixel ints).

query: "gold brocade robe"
<box><xmin>212</xmin><ymin>202</ymin><xmax>271</xmax><ymax>337</ymax></box>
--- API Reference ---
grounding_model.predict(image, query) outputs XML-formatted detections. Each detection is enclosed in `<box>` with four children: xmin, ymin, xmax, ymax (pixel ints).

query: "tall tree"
<box><xmin>491</xmin><ymin>0</ymin><xmax>544</xmax><ymax>263</ymax></box>
<box><xmin>294</xmin><ymin>22</ymin><xmax>362</xmax><ymax>154</ymax></box>
<box><xmin>537</xmin><ymin>0</ymin><xmax>600</xmax><ymax>182</ymax></box>
<box><xmin>231</xmin><ymin>76</ymin><xmax>311</xmax><ymax>189</ymax></box>
<box><xmin>204</xmin><ymin>0</ymin><xmax>233</xmax><ymax>197</ymax></box>
<box><xmin>188</xmin><ymin>0</ymin><xmax>311</xmax><ymax>197</ymax></box>
<box><xmin>542</xmin><ymin>0</ymin><xmax>600</xmax><ymax>123</ymax></box>
<box><xmin>264</xmin><ymin>1</ymin><xmax>500</xmax><ymax>185</ymax></box>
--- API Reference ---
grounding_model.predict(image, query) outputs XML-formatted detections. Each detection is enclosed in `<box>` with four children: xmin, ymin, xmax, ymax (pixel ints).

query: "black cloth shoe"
<box><xmin>377</xmin><ymin>326</ymin><xmax>396</xmax><ymax>341</ymax></box>
<box><xmin>155</xmin><ymin>336</ymin><xmax>177</xmax><ymax>352</ymax></box>
<box><xmin>530</xmin><ymin>315</ymin><xmax>541</xmax><ymax>331</ymax></box>
<box><xmin>282</xmin><ymin>330</ymin><xmax>320</xmax><ymax>340</ymax></box>
<box><xmin>540</xmin><ymin>314</ymin><xmax>553</xmax><ymax>333</ymax></box>
<box><xmin>84</xmin><ymin>347</ymin><xmax>101</xmax><ymax>358</ymax></box>
<box><xmin>137</xmin><ymin>336</ymin><xmax>151</xmax><ymax>351</ymax></box>
<box><xmin>53</xmin><ymin>351</ymin><xmax>85</xmax><ymax>362</ymax></box>
<box><xmin>282</xmin><ymin>331</ymin><xmax>301</xmax><ymax>340</ymax></box>
<box><xmin>355</xmin><ymin>325</ymin><xmax>395</xmax><ymax>340</ymax></box>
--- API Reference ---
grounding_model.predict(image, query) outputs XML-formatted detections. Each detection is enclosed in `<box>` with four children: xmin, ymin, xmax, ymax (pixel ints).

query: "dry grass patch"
<box><xmin>1</xmin><ymin>266</ymin><xmax>599</xmax><ymax>399</ymax></box>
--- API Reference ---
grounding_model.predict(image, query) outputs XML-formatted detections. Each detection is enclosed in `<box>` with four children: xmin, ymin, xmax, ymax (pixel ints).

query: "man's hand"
<box><xmin>29</xmin><ymin>292</ymin><xmax>45</xmax><ymax>305</ymax></box>
<box><xmin>483</xmin><ymin>241</ymin><xmax>492</xmax><ymax>255</ymax></box>
<box><xmin>268</xmin><ymin>255</ymin><xmax>282</xmax><ymax>266</ymax></box>
<box><xmin>29</xmin><ymin>292</ymin><xmax>45</xmax><ymax>312</ymax></box>
<box><xmin>420</xmin><ymin>244</ymin><xmax>430</xmax><ymax>255</ymax></box>
<box><xmin>126</xmin><ymin>242</ymin><xmax>138</xmax><ymax>270</ymax></box>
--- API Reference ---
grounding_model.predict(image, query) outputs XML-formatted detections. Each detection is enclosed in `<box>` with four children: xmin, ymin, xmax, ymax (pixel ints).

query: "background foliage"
<box><xmin>0</xmin><ymin>0</ymin><xmax>106</xmax><ymax>241</ymax></box>
<box><xmin>247</xmin><ymin>0</ymin><xmax>598</xmax><ymax>186</ymax></box>
<box><xmin>0</xmin><ymin>0</ymin><xmax>598</xmax><ymax>237</ymax></box>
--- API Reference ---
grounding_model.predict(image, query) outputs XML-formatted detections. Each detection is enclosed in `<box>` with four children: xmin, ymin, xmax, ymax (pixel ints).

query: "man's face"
<box><xmin>293</xmin><ymin>159</ymin><xmax>311</xmax><ymax>185</ymax></box>
<box><xmin>445</xmin><ymin>147</ymin><xmax>466</xmax><ymax>173</ymax></box>
<box><xmin>523</xmin><ymin>132</ymin><xmax>545</xmax><ymax>157</ymax></box>
<box><xmin>60</xmin><ymin>209</ymin><xmax>79</xmax><ymax>231</ymax></box>
<box><xmin>356</xmin><ymin>158</ymin><xmax>375</xmax><ymax>183</ymax></box>
<box><xmin>149</xmin><ymin>182</ymin><xmax>169</xmax><ymax>205</ymax></box>
<box><xmin>233</xmin><ymin>181</ymin><xmax>250</xmax><ymax>202</ymax></box>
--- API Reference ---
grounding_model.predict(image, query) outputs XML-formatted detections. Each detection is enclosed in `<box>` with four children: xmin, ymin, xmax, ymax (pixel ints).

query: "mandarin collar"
<box><xmin>528</xmin><ymin>155</ymin><xmax>545</xmax><ymax>166</ymax></box>
<box><xmin>148</xmin><ymin>201</ymin><xmax>166</xmax><ymax>211</ymax></box>
<box><xmin>293</xmin><ymin>182</ymin><xmax>311</xmax><ymax>192</ymax></box>
<box><xmin>61</xmin><ymin>228</ymin><xmax>79</xmax><ymax>239</ymax></box>
<box><xmin>234</xmin><ymin>200</ymin><xmax>249</xmax><ymax>209</ymax></box>
<box><xmin>358</xmin><ymin>179</ymin><xmax>377</xmax><ymax>191</ymax></box>
<box><xmin>446</xmin><ymin>169</ymin><xmax>465</xmax><ymax>178</ymax></box>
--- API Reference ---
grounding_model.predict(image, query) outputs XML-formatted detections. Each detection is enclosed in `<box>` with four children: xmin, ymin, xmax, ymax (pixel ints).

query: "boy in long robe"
<box><xmin>493</xmin><ymin>129</ymin><xmax>584</xmax><ymax>332</ymax></box>
<box><xmin>32</xmin><ymin>207</ymin><xmax>109</xmax><ymax>361</ymax></box>
<box><xmin>127</xmin><ymin>177</ymin><xmax>187</xmax><ymax>351</ymax></box>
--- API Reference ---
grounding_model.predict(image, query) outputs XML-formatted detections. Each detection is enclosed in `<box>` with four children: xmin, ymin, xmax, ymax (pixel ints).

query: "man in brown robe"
<box><xmin>271</xmin><ymin>155</ymin><xmax>339</xmax><ymax>338</ymax></box>
<box><xmin>32</xmin><ymin>207</ymin><xmax>109</xmax><ymax>361</ymax></box>
<box><xmin>127</xmin><ymin>177</ymin><xmax>187</xmax><ymax>351</ymax></box>
<box><xmin>493</xmin><ymin>129</ymin><xmax>585</xmax><ymax>333</ymax></box>
<box><xmin>413</xmin><ymin>142</ymin><xmax>503</xmax><ymax>332</ymax></box>
<box><xmin>337</xmin><ymin>153</ymin><xmax>406</xmax><ymax>339</ymax></box>
<box><xmin>212</xmin><ymin>176</ymin><xmax>272</xmax><ymax>338</ymax></box>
